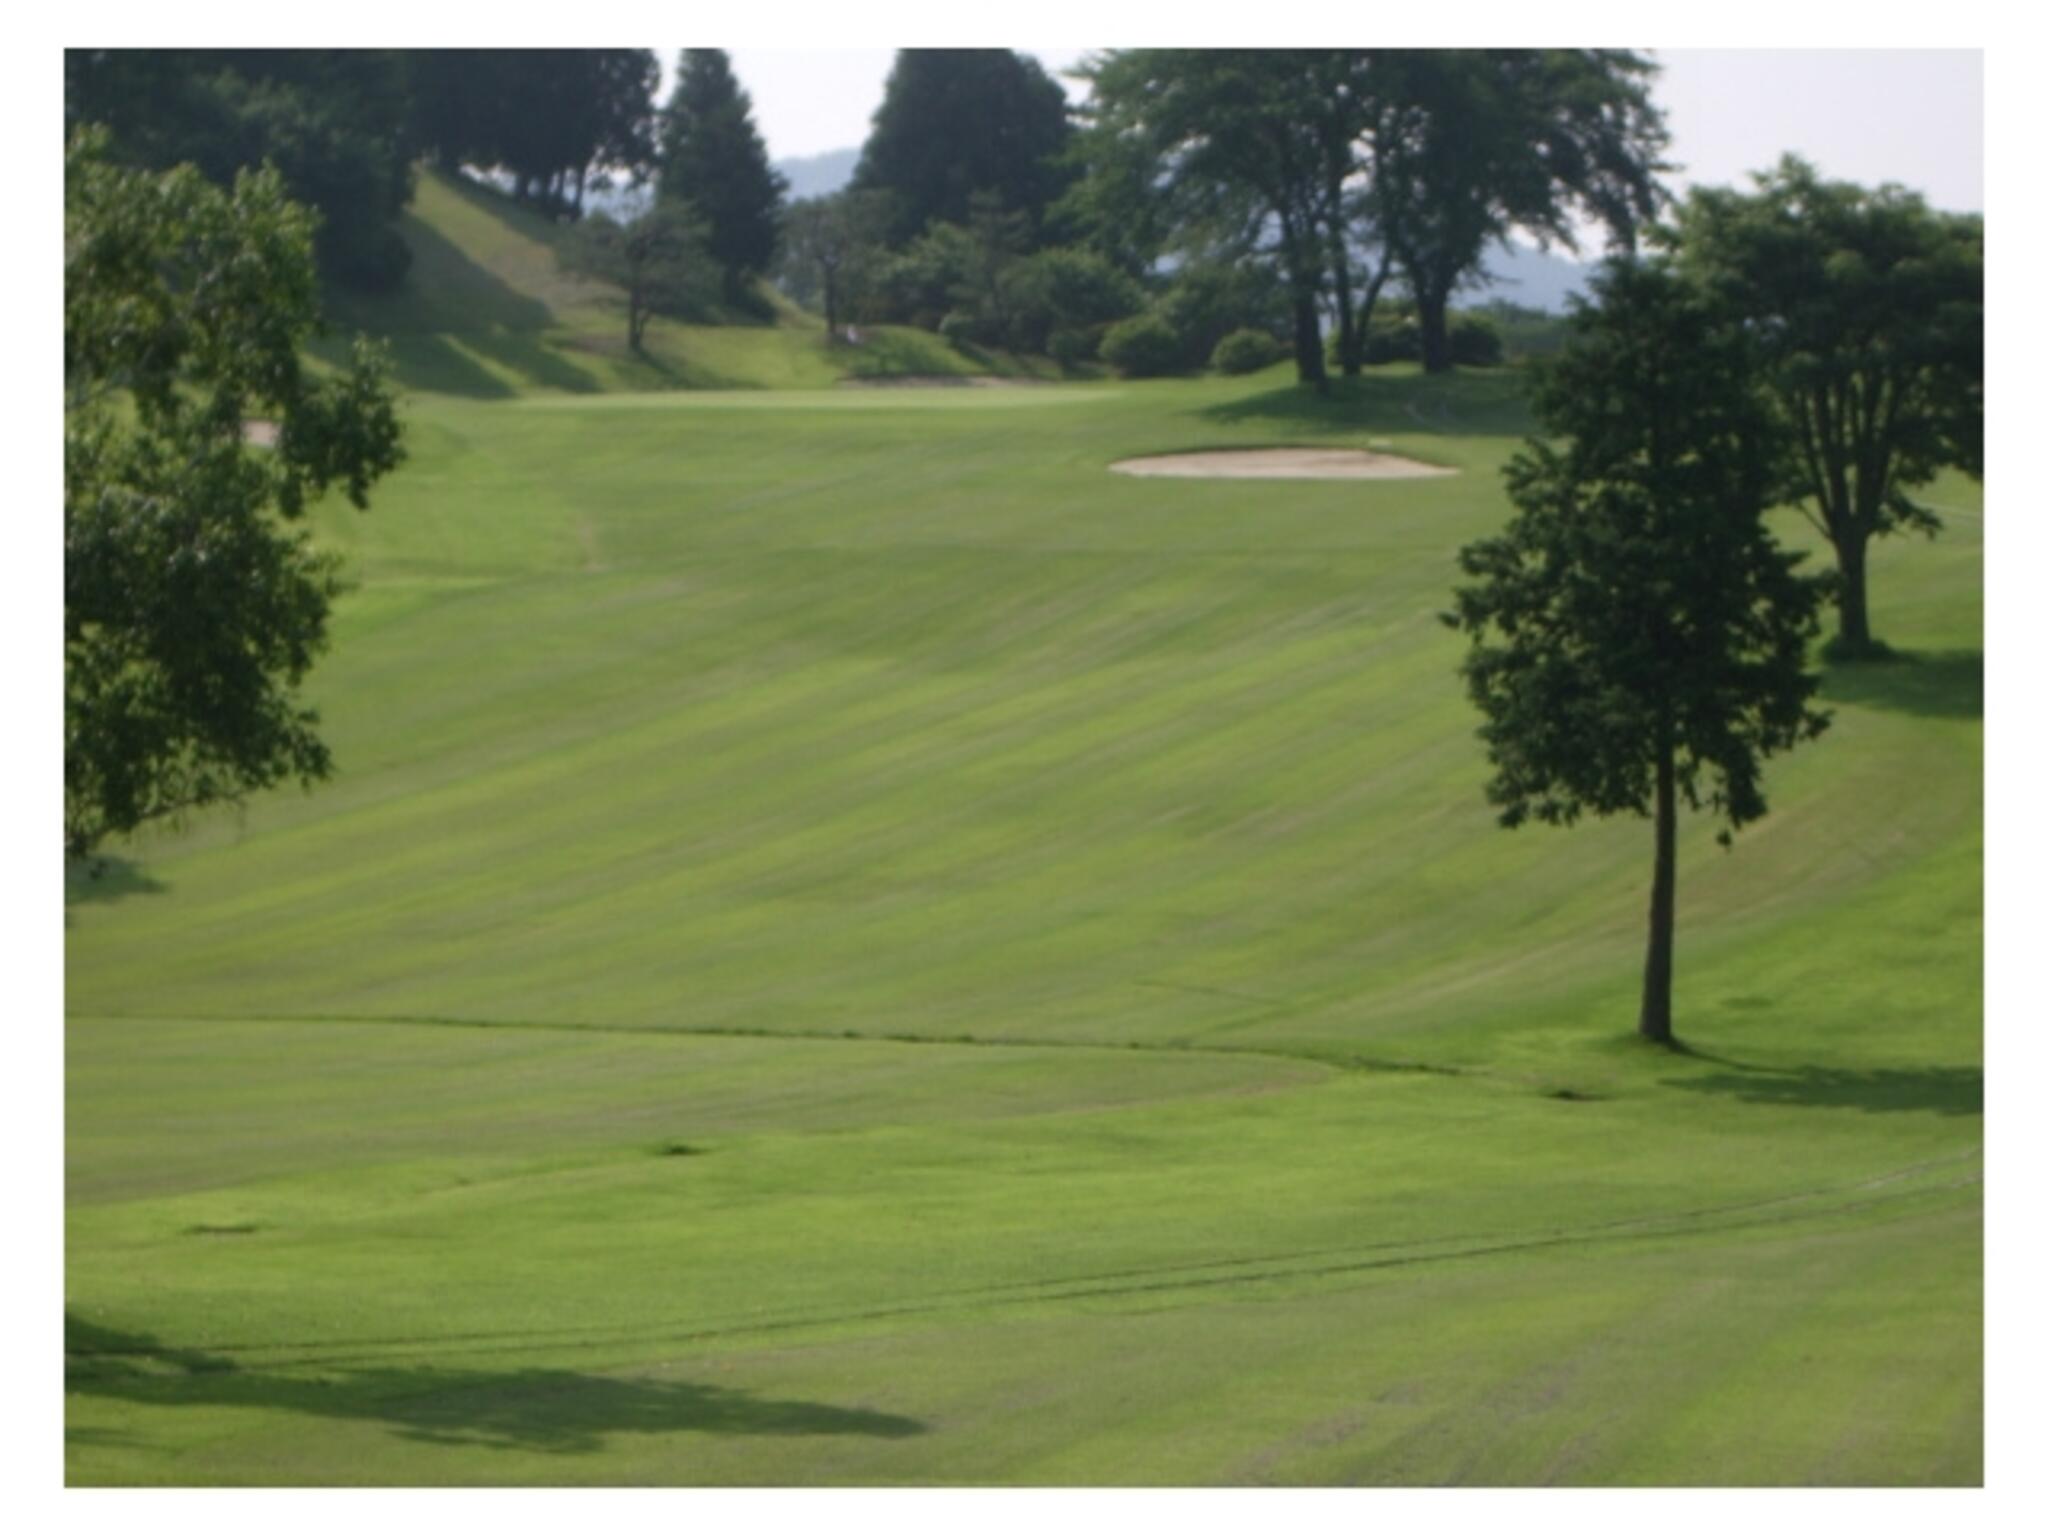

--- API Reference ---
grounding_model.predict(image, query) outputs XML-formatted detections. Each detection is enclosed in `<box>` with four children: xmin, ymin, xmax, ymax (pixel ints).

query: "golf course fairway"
<box><xmin>65</xmin><ymin>365</ymin><xmax>1982</xmax><ymax>1485</ymax></box>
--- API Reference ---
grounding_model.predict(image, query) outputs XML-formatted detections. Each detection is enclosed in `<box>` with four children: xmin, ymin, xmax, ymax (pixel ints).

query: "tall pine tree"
<box><xmin>658</xmin><ymin>50</ymin><xmax>787</xmax><ymax>300</ymax></box>
<box><xmin>853</xmin><ymin>50</ymin><xmax>1074</xmax><ymax>246</ymax></box>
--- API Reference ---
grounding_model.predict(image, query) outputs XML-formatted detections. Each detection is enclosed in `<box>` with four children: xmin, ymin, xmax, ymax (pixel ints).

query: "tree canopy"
<box><xmin>65</xmin><ymin>128</ymin><xmax>404</xmax><ymax>858</ymax></box>
<box><xmin>1445</xmin><ymin>258</ymin><xmax>1830</xmax><ymax>1042</ymax></box>
<box><xmin>1070</xmin><ymin>49</ymin><xmax>1667</xmax><ymax>381</ymax></box>
<box><xmin>1668</xmin><ymin>156</ymin><xmax>1984</xmax><ymax>655</ymax></box>
<box><xmin>406</xmin><ymin>49</ymin><xmax>662</xmax><ymax>217</ymax></box>
<box><xmin>853</xmin><ymin>50</ymin><xmax>1075</xmax><ymax>247</ymax></box>
<box><xmin>1074</xmin><ymin>50</ymin><xmax>1372</xmax><ymax>387</ymax></box>
<box><xmin>1360</xmin><ymin>49</ymin><xmax>1669</xmax><ymax>373</ymax></box>
<box><xmin>659</xmin><ymin>49</ymin><xmax>788</xmax><ymax>299</ymax></box>
<box><xmin>65</xmin><ymin>49</ymin><xmax>419</xmax><ymax>291</ymax></box>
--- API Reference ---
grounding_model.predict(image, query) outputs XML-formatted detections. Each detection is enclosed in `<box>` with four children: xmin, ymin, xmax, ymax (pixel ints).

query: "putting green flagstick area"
<box><xmin>65</xmin><ymin>365</ymin><xmax>1982</xmax><ymax>1485</ymax></box>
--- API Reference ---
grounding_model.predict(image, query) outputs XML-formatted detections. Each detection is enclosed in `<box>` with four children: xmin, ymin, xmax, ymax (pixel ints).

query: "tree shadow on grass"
<box><xmin>1819</xmin><ymin>647</ymin><xmax>1982</xmax><ymax>720</ymax></box>
<box><xmin>65</xmin><ymin>1316</ymin><xmax>925</xmax><ymax>1455</ymax></box>
<box><xmin>1662</xmin><ymin>1055</ymin><xmax>1982</xmax><ymax>1117</ymax></box>
<box><xmin>65</xmin><ymin>856</ymin><xmax>165</xmax><ymax>908</ymax></box>
<box><xmin>1196</xmin><ymin>370</ymin><xmax>1533</xmax><ymax>440</ymax></box>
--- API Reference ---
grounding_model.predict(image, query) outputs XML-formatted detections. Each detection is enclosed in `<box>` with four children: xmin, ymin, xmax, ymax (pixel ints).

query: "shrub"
<box><xmin>938</xmin><ymin>310</ymin><xmax>980</xmax><ymax>346</ymax></box>
<box><xmin>1362</xmin><ymin>316</ymin><xmax>1422</xmax><ymax>365</ymax></box>
<box><xmin>1450</xmin><ymin>314</ymin><xmax>1505</xmax><ymax>367</ymax></box>
<box><xmin>1211</xmin><ymin>328</ymin><xmax>1285</xmax><ymax>375</ymax></box>
<box><xmin>1048</xmin><ymin>327</ymin><xmax>1095</xmax><ymax>369</ymax></box>
<box><xmin>1155</xmin><ymin>262</ymin><xmax>1291</xmax><ymax>371</ymax></box>
<box><xmin>1100</xmin><ymin>313</ymin><xmax>1184</xmax><ymax>378</ymax></box>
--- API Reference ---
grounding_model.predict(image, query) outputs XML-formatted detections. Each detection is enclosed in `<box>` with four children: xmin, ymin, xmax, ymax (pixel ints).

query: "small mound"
<box><xmin>839</xmin><ymin>374</ymin><xmax>1038</xmax><ymax>389</ymax></box>
<box><xmin>1110</xmin><ymin>447</ymin><xmax>1456</xmax><ymax>480</ymax></box>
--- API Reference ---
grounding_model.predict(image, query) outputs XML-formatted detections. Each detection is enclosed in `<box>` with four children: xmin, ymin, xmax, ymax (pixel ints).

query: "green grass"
<box><xmin>65</xmin><ymin>365</ymin><xmax>1981</xmax><ymax>1485</ymax></box>
<box><xmin>313</xmin><ymin>170</ymin><xmax>1056</xmax><ymax>398</ymax></box>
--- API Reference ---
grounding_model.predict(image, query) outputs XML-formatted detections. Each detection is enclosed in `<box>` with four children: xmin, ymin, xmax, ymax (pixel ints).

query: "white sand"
<box><xmin>1109</xmin><ymin>447</ymin><xmax>1456</xmax><ymax>480</ymax></box>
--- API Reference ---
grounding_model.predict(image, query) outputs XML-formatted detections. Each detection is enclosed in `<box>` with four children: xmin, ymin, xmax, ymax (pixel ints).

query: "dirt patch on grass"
<box><xmin>1109</xmin><ymin>447</ymin><xmax>1456</xmax><ymax>480</ymax></box>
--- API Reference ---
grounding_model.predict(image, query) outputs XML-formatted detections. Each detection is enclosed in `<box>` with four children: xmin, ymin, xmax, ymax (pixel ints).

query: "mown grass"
<box><xmin>65</xmin><ymin>365</ymin><xmax>1981</xmax><ymax>1485</ymax></box>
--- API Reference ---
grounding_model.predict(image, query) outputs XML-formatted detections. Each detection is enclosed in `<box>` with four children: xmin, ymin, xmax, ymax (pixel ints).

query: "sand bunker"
<box><xmin>1109</xmin><ymin>447</ymin><xmax>1456</xmax><ymax>480</ymax></box>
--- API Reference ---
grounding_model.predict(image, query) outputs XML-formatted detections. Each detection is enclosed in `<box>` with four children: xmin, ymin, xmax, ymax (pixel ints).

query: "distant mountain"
<box><xmin>776</xmin><ymin>147</ymin><xmax>860</xmax><ymax>202</ymax></box>
<box><xmin>1459</xmin><ymin>240</ymin><xmax>1595</xmax><ymax>314</ymax></box>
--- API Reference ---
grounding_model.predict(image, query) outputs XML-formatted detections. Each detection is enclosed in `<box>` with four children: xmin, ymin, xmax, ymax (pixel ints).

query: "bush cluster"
<box><xmin>1210</xmin><ymin>328</ymin><xmax>1286</xmax><ymax>375</ymax></box>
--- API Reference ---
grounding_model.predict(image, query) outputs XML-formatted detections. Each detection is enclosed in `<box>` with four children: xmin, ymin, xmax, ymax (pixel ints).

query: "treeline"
<box><xmin>64</xmin><ymin>48</ymin><xmax>1658</xmax><ymax>373</ymax></box>
<box><xmin>772</xmin><ymin>48</ymin><xmax>1666</xmax><ymax>381</ymax></box>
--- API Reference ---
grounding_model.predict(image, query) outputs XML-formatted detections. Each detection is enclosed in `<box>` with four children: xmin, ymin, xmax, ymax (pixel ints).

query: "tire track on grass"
<box><xmin>72</xmin><ymin>1009</ymin><xmax>1442</xmax><ymax>1079</ymax></box>
<box><xmin>94</xmin><ymin>1148</ymin><xmax>1980</xmax><ymax>1372</ymax></box>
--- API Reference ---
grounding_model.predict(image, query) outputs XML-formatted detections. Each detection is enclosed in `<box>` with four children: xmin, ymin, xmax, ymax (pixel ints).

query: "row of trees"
<box><xmin>1070</xmin><ymin>49</ymin><xmax>1668</xmax><ymax>384</ymax></box>
<box><xmin>1449</xmin><ymin>159</ymin><xmax>1983</xmax><ymax>1038</ymax></box>
<box><xmin>768</xmin><ymin>50</ymin><xmax>1668</xmax><ymax>384</ymax></box>
<box><xmin>407</xmin><ymin>49</ymin><xmax>661</xmax><ymax>218</ymax></box>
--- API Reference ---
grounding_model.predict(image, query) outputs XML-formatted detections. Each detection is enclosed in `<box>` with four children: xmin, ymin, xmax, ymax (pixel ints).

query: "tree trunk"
<box><xmin>1329</xmin><ymin>234</ymin><xmax>1359</xmax><ymax>377</ymax></box>
<box><xmin>1292</xmin><ymin>291</ymin><xmax>1328</xmax><ymax>391</ymax></box>
<box><xmin>1638</xmin><ymin>740</ymin><xmax>1678</xmax><ymax>1044</ymax></box>
<box><xmin>1359</xmin><ymin>250</ymin><xmax>1392</xmax><ymax>356</ymax></box>
<box><xmin>1831</xmin><ymin>530</ymin><xmax>1876</xmax><ymax>655</ymax></box>
<box><xmin>822</xmin><ymin>266</ymin><xmax>839</xmax><ymax>337</ymax></box>
<box><xmin>1418</xmin><ymin>289</ymin><xmax>1453</xmax><ymax>375</ymax></box>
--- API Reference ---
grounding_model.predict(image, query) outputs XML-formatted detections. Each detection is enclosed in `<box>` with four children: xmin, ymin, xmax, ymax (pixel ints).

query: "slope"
<box><xmin>316</xmin><ymin>168</ymin><xmax>1051</xmax><ymax>397</ymax></box>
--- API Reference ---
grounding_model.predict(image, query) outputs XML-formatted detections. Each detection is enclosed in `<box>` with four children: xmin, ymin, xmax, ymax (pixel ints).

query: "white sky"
<box><xmin>675</xmin><ymin>48</ymin><xmax>1982</xmax><ymax>214</ymax></box>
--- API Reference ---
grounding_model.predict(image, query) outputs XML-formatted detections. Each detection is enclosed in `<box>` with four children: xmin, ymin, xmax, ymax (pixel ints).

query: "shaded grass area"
<box><xmin>1820</xmin><ymin>648</ymin><xmax>1982</xmax><ymax>720</ymax></box>
<box><xmin>67</xmin><ymin>1317</ymin><xmax>925</xmax><ymax>1458</ymax></box>
<box><xmin>66</xmin><ymin>369</ymin><xmax>1982</xmax><ymax>1484</ymax></box>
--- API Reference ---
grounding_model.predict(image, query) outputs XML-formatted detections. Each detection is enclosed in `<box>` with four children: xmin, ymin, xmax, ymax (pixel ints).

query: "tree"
<box><xmin>1444</xmin><ymin>259</ymin><xmax>1830</xmax><ymax>1044</ymax></box>
<box><xmin>562</xmin><ymin>204</ymin><xmax>714</xmax><ymax>352</ymax></box>
<box><xmin>1669</xmin><ymin>157</ymin><xmax>1984</xmax><ymax>656</ymax></box>
<box><xmin>1366</xmin><ymin>50</ymin><xmax>1669</xmax><ymax>373</ymax></box>
<box><xmin>1076</xmin><ymin>50</ymin><xmax>1364</xmax><ymax>388</ymax></box>
<box><xmin>65</xmin><ymin>128</ymin><xmax>404</xmax><ymax>859</ymax></box>
<box><xmin>659</xmin><ymin>50</ymin><xmax>786</xmax><ymax>300</ymax></box>
<box><xmin>853</xmin><ymin>50</ymin><xmax>1074</xmax><ymax>246</ymax></box>
<box><xmin>778</xmin><ymin>190</ymin><xmax>895</xmax><ymax>335</ymax></box>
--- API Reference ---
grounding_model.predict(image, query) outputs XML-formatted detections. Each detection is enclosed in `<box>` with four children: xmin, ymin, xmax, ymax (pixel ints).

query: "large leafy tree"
<box><xmin>853</xmin><ymin>50</ymin><xmax>1074</xmax><ymax>247</ymax></box>
<box><xmin>65</xmin><ymin>49</ymin><xmax>418</xmax><ymax>290</ymax></box>
<box><xmin>65</xmin><ymin>129</ymin><xmax>404</xmax><ymax>859</ymax></box>
<box><xmin>659</xmin><ymin>50</ymin><xmax>787</xmax><ymax>299</ymax></box>
<box><xmin>1074</xmin><ymin>49</ymin><xmax>1371</xmax><ymax>388</ymax></box>
<box><xmin>1669</xmin><ymin>157</ymin><xmax>1984</xmax><ymax>656</ymax></box>
<box><xmin>1367</xmin><ymin>49</ymin><xmax>1669</xmax><ymax>374</ymax></box>
<box><xmin>1445</xmin><ymin>259</ymin><xmax>1830</xmax><ymax>1043</ymax></box>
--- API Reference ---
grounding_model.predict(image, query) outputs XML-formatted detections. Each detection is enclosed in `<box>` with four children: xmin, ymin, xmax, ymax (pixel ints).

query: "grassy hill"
<box><xmin>317</xmin><ymin>169</ymin><xmax>1060</xmax><ymax>397</ymax></box>
<box><xmin>65</xmin><ymin>354</ymin><xmax>1981</xmax><ymax>1482</ymax></box>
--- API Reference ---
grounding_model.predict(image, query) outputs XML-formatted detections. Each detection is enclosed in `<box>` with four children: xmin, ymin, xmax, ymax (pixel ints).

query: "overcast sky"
<box><xmin>679</xmin><ymin>49</ymin><xmax>1982</xmax><ymax>214</ymax></box>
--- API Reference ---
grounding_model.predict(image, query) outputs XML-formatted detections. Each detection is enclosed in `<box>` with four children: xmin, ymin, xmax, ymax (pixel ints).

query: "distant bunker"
<box><xmin>1109</xmin><ymin>447</ymin><xmax>1457</xmax><ymax>481</ymax></box>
